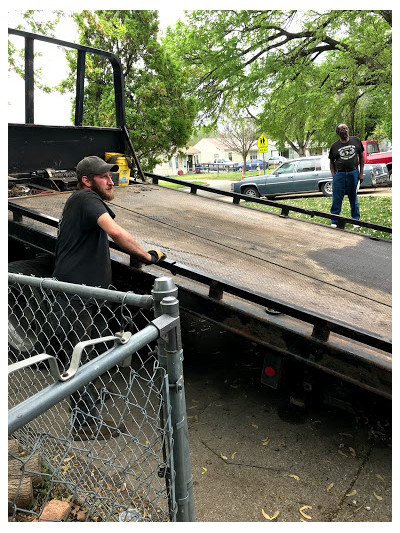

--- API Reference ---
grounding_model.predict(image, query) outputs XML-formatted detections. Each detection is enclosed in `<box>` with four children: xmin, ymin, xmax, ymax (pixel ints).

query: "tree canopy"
<box><xmin>61</xmin><ymin>10</ymin><xmax>197</xmax><ymax>170</ymax></box>
<box><xmin>9</xmin><ymin>10</ymin><xmax>392</xmax><ymax>162</ymax></box>
<box><xmin>165</xmin><ymin>10</ymin><xmax>392</xmax><ymax>154</ymax></box>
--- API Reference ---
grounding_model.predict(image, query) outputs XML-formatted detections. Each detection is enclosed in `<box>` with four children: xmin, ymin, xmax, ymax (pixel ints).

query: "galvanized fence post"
<box><xmin>152</xmin><ymin>277</ymin><xmax>195</xmax><ymax>522</ymax></box>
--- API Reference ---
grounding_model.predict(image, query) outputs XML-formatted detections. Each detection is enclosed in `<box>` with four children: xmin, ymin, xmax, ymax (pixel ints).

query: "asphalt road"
<box><xmin>181</xmin><ymin>316</ymin><xmax>392</xmax><ymax>523</ymax></box>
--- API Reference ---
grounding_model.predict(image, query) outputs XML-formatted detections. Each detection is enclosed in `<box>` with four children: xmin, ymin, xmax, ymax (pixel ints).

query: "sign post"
<box><xmin>257</xmin><ymin>134</ymin><xmax>268</xmax><ymax>175</ymax></box>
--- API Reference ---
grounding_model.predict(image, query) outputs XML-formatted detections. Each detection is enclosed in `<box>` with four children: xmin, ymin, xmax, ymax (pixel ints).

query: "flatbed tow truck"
<box><xmin>8</xmin><ymin>29</ymin><xmax>391</xmax><ymax>405</ymax></box>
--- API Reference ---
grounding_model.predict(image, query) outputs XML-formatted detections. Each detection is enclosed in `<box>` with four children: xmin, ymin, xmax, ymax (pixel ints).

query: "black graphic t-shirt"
<box><xmin>328</xmin><ymin>136</ymin><xmax>364</xmax><ymax>172</ymax></box>
<box><xmin>53</xmin><ymin>189</ymin><xmax>115</xmax><ymax>288</ymax></box>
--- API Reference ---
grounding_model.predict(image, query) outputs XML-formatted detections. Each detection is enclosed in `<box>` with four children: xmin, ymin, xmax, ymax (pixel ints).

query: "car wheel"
<box><xmin>321</xmin><ymin>181</ymin><xmax>333</xmax><ymax>197</ymax></box>
<box><xmin>242</xmin><ymin>186</ymin><xmax>260</xmax><ymax>198</ymax></box>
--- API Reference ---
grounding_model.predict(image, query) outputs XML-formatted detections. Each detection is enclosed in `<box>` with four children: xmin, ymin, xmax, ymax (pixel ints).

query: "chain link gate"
<box><xmin>8</xmin><ymin>272</ymin><xmax>195</xmax><ymax>522</ymax></box>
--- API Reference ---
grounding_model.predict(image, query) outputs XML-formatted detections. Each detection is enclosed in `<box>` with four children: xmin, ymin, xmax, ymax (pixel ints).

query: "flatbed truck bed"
<box><xmin>10</xmin><ymin>182</ymin><xmax>391</xmax><ymax>339</ymax></box>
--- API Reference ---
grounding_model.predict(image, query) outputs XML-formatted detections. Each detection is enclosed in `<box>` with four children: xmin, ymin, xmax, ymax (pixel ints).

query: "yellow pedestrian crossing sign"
<box><xmin>257</xmin><ymin>134</ymin><xmax>268</xmax><ymax>153</ymax></box>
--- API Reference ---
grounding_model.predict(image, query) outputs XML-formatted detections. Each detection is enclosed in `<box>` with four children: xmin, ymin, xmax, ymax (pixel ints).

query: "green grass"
<box><xmin>159</xmin><ymin>180</ymin><xmax>207</xmax><ymax>189</ymax></box>
<box><xmin>161</xmin><ymin>169</ymin><xmax>274</xmax><ymax>180</ymax></box>
<box><xmin>244</xmin><ymin>196</ymin><xmax>392</xmax><ymax>240</ymax></box>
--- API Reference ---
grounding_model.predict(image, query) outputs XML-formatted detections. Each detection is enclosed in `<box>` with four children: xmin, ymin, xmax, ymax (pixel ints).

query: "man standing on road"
<box><xmin>53</xmin><ymin>155</ymin><xmax>166</xmax><ymax>439</ymax></box>
<box><xmin>328</xmin><ymin>123</ymin><xmax>364</xmax><ymax>227</ymax></box>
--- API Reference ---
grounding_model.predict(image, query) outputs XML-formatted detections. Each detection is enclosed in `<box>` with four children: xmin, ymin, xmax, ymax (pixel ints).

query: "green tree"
<box><xmin>165</xmin><ymin>10</ymin><xmax>392</xmax><ymax>149</ymax></box>
<box><xmin>60</xmin><ymin>10</ymin><xmax>197</xmax><ymax>170</ymax></box>
<box><xmin>252</xmin><ymin>61</ymin><xmax>337</xmax><ymax>156</ymax></box>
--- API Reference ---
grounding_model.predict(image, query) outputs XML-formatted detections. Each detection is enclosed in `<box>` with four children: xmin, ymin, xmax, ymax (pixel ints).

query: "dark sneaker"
<box><xmin>72</xmin><ymin>421</ymin><xmax>127</xmax><ymax>441</ymax></box>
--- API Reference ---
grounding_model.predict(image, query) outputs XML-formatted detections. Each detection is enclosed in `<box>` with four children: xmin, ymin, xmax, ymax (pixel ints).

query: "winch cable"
<box><xmin>109</xmin><ymin>201</ymin><xmax>391</xmax><ymax>309</ymax></box>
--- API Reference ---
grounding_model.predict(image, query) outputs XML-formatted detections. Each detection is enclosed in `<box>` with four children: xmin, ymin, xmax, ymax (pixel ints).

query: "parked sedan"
<box><xmin>268</xmin><ymin>156</ymin><xmax>287</xmax><ymax>166</ymax></box>
<box><xmin>230</xmin><ymin>156</ymin><xmax>390</xmax><ymax>199</ymax></box>
<box><xmin>237</xmin><ymin>158</ymin><xmax>268</xmax><ymax>171</ymax></box>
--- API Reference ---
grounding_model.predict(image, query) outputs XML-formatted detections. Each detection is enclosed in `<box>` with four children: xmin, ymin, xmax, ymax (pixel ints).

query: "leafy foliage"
<box><xmin>165</xmin><ymin>10</ymin><xmax>392</xmax><ymax>154</ymax></box>
<box><xmin>59</xmin><ymin>10</ymin><xmax>197</xmax><ymax>170</ymax></box>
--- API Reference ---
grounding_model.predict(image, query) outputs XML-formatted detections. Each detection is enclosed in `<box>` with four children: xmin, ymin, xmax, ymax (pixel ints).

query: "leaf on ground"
<box><xmin>373</xmin><ymin>492</ymin><xmax>383</xmax><ymax>501</ymax></box>
<box><xmin>262</xmin><ymin>509</ymin><xmax>279</xmax><ymax>520</ymax></box>
<box><xmin>338</xmin><ymin>450</ymin><xmax>348</xmax><ymax>457</ymax></box>
<box><xmin>299</xmin><ymin>505</ymin><xmax>312</xmax><ymax>519</ymax></box>
<box><xmin>326</xmin><ymin>483</ymin><xmax>334</xmax><ymax>492</ymax></box>
<box><xmin>202</xmin><ymin>467</ymin><xmax>207</xmax><ymax>474</ymax></box>
<box><xmin>231</xmin><ymin>452</ymin><xmax>237</xmax><ymax>459</ymax></box>
<box><xmin>289</xmin><ymin>474</ymin><xmax>300</xmax><ymax>481</ymax></box>
<box><xmin>220</xmin><ymin>453</ymin><xmax>228</xmax><ymax>460</ymax></box>
<box><xmin>349</xmin><ymin>447</ymin><xmax>356</xmax><ymax>457</ymax></box>
<box><xmin>346</xmin><ymin>490</ymin><xmax>357</xmax><ymax>497</ymax></box>
<box><xmin>375</xmin><ymin>474</ymin><xmax>385</xmax><ymax>482</ymax></box>
<box><xmin>262</xmin><ymin>437</ymin><xmax>270</xmax><ymax>446</ymax></box>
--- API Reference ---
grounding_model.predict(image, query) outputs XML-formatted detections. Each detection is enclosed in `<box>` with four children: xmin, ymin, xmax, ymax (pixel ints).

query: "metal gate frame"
<box><xmin>8</xmin><ymin>273</ymin><xmax>195</xmax><ymax>522</ymax></box>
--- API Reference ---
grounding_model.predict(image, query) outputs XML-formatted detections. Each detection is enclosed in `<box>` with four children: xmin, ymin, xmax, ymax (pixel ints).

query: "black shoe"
<box><xmin>72</xmin><ymin>421</ymin><xmax>127</xmax><ymax>441</ymax></box>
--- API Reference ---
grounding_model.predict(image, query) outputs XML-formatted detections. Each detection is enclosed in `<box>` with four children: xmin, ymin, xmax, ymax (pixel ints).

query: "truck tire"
<box><xmin>8</xmin><ymin>258</ymin><xmax>54</xmax><ymax>362</ymax></box>
<box><xmin>242</xmin><ymin>186</ymin><xmax>260</xmax><ymax>198</ymax></box>
<box><xmin>321</xmin><ymin>181</ymin><xmax>333</xmax><ymax>197</ymax></box>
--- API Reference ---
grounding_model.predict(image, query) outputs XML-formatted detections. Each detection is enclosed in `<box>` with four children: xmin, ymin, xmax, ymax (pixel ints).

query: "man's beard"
<box><xmin>91</xmin><ymin>181</ymin><xmax>115</xmax><ymax>201</ymax></box>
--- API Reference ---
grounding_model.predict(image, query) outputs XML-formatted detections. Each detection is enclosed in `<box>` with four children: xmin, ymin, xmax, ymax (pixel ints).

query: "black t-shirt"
<box><xmin>328</xmin><ymin>136</ymin><xmax>364</xmax><ymax>172</ymax></box>
<box><xmin>53</xmin><ymin>189</ymin><xmax>115</xmax><ymax>288</ymax></box>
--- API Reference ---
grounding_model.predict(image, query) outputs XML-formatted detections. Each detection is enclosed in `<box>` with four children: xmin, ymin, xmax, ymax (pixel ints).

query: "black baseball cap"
<box><xmin>76</xmin><ymin>156</ymin><xmax>119</xmax><ymax>180</ymax></box>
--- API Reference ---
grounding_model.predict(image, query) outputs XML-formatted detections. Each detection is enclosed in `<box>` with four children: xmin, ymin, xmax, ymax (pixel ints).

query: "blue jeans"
<box><xmin>330</xmin><ymin>169</ymin><xmax>360</xmax><ymax>224</ymax></box>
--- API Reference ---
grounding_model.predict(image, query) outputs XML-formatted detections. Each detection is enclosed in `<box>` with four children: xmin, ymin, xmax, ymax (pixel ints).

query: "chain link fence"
<box><xmin>8</xmin><ymin>272</ymin><xmax>194</xmax><ymax>522</ymax></box>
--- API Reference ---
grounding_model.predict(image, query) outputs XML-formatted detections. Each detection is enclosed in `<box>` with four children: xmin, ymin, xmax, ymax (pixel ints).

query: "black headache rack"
<box><xmin>8</xmin><ymin>28</ymin><xmax>144</xmax><ymax>189</ymax></box>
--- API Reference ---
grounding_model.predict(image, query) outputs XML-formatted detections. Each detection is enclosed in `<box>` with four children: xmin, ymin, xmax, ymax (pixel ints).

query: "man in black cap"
<box><xmin>52</xmin><ymin>155</ymin><xmax>166</xmax><ymax>439</ymax></box>
<box><xmin>53</xmin><ymin>155</ymin><xmax>165</xmax><ymax>287</ymax></box>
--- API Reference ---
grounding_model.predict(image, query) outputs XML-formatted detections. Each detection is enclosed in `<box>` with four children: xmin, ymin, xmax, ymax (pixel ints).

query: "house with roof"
<box><xmin>152</xmin><ymin>146</ymin><xmax>201</xmax><ymax>176</ymax></box>
<box><xmin>193</xmin><ymin>136</ymin><xmax>281</xmax><ymax>165</ymax></box>
<box><xmin>152</xmin><ymin>136</ymin><xmax>288</xmax><ymax>176</ymax></box>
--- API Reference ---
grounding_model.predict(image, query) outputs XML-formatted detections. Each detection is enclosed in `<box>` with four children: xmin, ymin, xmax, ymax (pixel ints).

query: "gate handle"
<box><xmin>8</xmin><ymin>332</ymin><xmax>131</xmax><ymax>382</ymax></box>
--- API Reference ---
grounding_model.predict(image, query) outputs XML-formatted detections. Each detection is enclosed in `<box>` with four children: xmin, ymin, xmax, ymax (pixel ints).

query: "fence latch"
<box><xmin>8</xmin><ymin>332</ymin><xmax>132</xmax><ymax>383</ymax></box>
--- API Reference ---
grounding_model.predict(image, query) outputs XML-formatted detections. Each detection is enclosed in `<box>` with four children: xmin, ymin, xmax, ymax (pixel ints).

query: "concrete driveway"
<box><xmin>181</xmin><ymin>319</ymin><xmax>392</xmax><ymax>523</ymax></box>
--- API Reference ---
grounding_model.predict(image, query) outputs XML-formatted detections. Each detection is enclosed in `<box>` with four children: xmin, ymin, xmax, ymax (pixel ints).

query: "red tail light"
<box><xmin>264</xmin><ymin>366</ymin><xmax>276</xmax><ymax>377</ymax></box>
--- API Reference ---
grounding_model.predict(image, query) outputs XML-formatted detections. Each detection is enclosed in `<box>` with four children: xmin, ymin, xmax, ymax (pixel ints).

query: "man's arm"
<box><xmin>358</xmin><ymin>151</ymin><xmax>365</xmax><ymax>182</ymax></box>
<box><xmin>330</xmin><ymin>161</ymin><xmax>335</xmax><ymax>177</ymax></box>
<box><xmin>97</xmin><ymin>212</ymin><xmax>152</xmax><ymax>263</ymax></box>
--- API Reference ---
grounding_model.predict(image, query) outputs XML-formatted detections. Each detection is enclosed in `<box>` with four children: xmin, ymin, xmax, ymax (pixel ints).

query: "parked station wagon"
<box><xmin>230</xmin><ymin>156</ymin><xmax>390</xmax><ymax>199</ymax></box>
